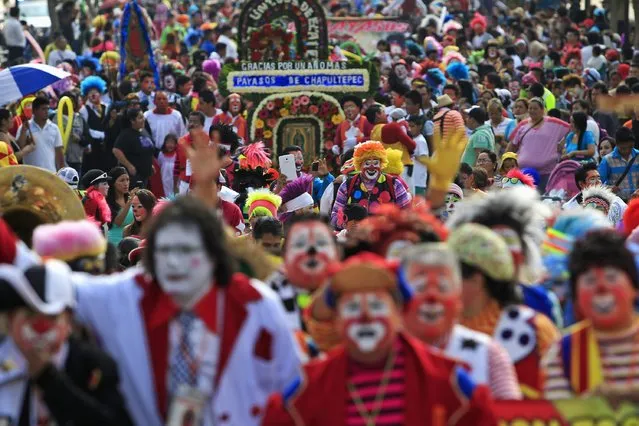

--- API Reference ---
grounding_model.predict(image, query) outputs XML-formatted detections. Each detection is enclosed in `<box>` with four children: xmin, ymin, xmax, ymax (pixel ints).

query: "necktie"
<box><xmin>170</xmin><ymin>311</ymin><xmax>197</xmax><ymax>395</ymax></box>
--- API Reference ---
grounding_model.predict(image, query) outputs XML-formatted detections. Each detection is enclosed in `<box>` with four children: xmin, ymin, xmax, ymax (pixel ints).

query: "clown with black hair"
<box><xmin>543</xmin><ymin>230</ymin><xmax>639</xmax><ymax>403</ymax></box>
<box><xmin>79</xmin><ymin>76</ymin><xmax>109</xmax><ymax>173</ymax></box>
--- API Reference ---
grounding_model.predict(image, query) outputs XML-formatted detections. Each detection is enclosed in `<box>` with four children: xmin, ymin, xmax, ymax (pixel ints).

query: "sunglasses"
<box><xmin>502</xmin><ymin>177</ymin><xmax>522</xmax><ymax>185</ymax></box>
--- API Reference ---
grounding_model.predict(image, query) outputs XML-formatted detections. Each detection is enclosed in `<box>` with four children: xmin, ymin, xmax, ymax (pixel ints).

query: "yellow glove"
<box><xmin>421</xmin><ymin>130</ymin><xmax>467</xmax><ymax>192</ymax></box>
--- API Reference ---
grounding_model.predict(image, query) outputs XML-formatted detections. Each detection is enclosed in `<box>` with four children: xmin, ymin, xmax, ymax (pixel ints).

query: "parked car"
<box><xmin>17</xmin><ymin>0</ymin><xmax>51</xmax><ymax>32</ymax></box>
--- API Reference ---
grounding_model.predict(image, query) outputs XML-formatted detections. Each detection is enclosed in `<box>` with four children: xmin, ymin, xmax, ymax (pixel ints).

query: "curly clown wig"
<box><xmin>383</xmin><ymin>148</ymin><xmax>404</xmax><ymax>176</ymax></box>
<box><xmin>80</xmin><ymin>76</ymin><xmax>107</xmax><ymax>97</ymax></box>
<box><xmin>446</xmin><ymin>61</ymin><xmax>470</xmax><ymax>81</ymax></box>
<box><xmin>353</xmin><ymin>141</ymin><xmax>388</xmax><ymax>172</ymax></box>
<box><xmin>343</xmin><ymin>202</ymin><xmax>448</xmax><ymax>259</ymax></box>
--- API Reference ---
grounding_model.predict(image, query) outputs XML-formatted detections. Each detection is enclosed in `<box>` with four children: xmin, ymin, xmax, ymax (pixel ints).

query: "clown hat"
<box><xmin>325</xmin><ymin>252</ymin><xmax>412</xmax><ymax>308</ymax></box>
<box><xmin>448</xmin><ymin>223</ymin><xmax>515</xmax><ymax>282</ymax></box>
<box><xmin>0</xmin><ymin>261</ymin><xmax>75</xmax><ymax>315</ymax></box>
<box><xmin>245</xmin><ymin>189</ymin><xmax>282</xmax><ymax>219</ymax></box>
<box><xmin>33</xmin><ymin>220</ymin><xmax>106</xmax><ymax>262</ymax></box>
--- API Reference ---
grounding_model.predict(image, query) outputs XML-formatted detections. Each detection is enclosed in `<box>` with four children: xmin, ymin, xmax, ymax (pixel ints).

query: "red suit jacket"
<box><xmin>262</xmin><ymin>332</ymin><xmax>497</xmax><ymax>426</ymax></box>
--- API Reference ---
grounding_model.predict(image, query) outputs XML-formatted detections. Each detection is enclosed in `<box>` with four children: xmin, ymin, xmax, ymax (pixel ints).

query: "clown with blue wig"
<box><xmin>79</xmin><ymin>76</ymin><xmax>109</xmax><ymax>173</ymax></box>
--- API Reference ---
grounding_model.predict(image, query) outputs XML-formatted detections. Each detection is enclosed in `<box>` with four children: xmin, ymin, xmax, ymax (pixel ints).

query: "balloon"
<box><xmin>57</xmin><ymin>97</ymin><xmax>74</xmax><ymax>153</ymax></box>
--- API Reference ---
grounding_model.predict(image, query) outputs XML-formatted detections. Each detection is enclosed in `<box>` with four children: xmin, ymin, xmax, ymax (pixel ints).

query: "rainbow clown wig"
<box><xmin>245</xmin><ymin>189</ymin><xmax>282</xmax><ymax>220</ymax></box>
<box><xmin>80</xmin><ymin>76</ymin><xmax>107</xmax><ymax>97</ymax></box>
<box><xmin>353</xmin><ymin>141</ymin><xmax>388</xmax><ymax>172</ymax></box>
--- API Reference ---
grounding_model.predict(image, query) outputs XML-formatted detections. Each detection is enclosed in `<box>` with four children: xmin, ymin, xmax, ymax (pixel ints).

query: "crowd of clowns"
<box><xmin>1</xmin><ymin>0</ymin><xmax>639</xmax><ymax>425</ymax></box>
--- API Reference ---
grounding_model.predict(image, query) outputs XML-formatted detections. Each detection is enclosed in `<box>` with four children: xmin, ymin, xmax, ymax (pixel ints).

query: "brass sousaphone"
<box><xmin>0</xmin><ymin>165</ymin><xmax>85</xmax><ymax>246</ymax></box>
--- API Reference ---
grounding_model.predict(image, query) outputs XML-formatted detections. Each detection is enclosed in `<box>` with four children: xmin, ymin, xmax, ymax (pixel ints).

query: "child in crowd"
<box><xmin>158</xmin><ymin>133</ymin><xmax>178</xmax><ymax>197</ymax></box>
<box><xmin>408</xmin><ymin>114</ymin><xmax>430</xmax><ymax>195</ymax></box>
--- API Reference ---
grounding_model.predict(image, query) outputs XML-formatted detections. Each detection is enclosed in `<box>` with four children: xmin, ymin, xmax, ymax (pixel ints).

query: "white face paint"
<box><xmin>153</xmin><ymin>223</ymin><xmax>214</xmax><ymax>302</ymax></box>
<box><xmin>340</xmin><ymin>293</ymin><xmax>390</xmax><ymax>353</ymax></box>
<box><xmin>362</xmin><ymin>158</ymin><xmax>381</xmax><ymax>182</ymax></box>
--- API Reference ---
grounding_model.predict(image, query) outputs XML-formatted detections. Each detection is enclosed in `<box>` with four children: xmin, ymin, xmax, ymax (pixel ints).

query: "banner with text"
<box><xmin>227</xmin><ymin>61</ymin><xmax>370</xmax><ymax>93</ymax></box>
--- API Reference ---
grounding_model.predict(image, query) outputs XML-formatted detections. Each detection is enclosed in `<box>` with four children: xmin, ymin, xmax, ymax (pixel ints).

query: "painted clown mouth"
<box><xmin>357</xmin><ymin>328</ymin><xmax>377</xmax><ymax>338</ymax></box>
<box><xmin>364</xmin><ymin>169</ymin><xmax>379</xmax><ymax>179</ymax></box>
<box><xmin>592</xmin><ymin>294</ymin><xmax>616</xmax><ymax>314</ymax></box>
<box><xmin>419</xmin><ymin>303</ymin><xmax>444</xmax><ymax>324</ymax></box>
<box><xmin>301</xmin><ymin>257</ymin><xmax>323</xmax><ymax>272</ymax></box>
<box><xmin>350</xmin><ymin>322</ymin><xmax>385</xmax><ymax>341</ymax></box>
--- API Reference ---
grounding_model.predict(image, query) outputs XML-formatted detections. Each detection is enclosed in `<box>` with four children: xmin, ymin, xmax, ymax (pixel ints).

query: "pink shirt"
<box><xmin>511</xmin><ymin>117</ymin><xmax>570</xmax><ymax>175</ymax></box>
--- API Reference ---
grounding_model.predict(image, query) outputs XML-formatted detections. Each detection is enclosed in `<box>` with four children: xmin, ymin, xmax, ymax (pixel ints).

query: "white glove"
<box><xmin>332</xmin><ymin>145</ymin><xmax>341</xmax><ymax>156</ymax></box>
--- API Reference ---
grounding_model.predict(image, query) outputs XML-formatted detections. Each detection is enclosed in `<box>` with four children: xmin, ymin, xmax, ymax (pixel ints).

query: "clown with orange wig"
<box><xmin>330</xmin><ymin>141</ymin><xmax>411</xmax><ymax>229</ymax></box>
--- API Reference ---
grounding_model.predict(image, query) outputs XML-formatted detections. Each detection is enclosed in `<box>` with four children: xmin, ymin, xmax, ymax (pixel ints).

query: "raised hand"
<box><xmin>421</xmin><ymin>130</ymin><xmax>467</xmax><ymax>192</ymax></box>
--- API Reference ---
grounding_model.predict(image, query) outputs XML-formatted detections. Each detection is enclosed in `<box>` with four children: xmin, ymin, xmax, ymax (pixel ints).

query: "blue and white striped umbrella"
<box><xmin>0</xmin><ymin>64</ymin><xmax>71</xmax><ymax>106</ymax></box>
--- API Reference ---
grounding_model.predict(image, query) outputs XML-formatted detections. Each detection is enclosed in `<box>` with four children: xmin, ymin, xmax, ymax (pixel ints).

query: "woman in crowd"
<box><xmin>512</xmin><ymin>98</ymin><xmax>529</xmax><ymax>123</ymax></box>
<box><xmin>0</xmin><ymin>108</ymin><xmax>34</xmax><ymax>164</ymax></box>
<box><xmin>113</xmin><ymin>108</ymin><xmax>155</xmax><ymax>190</ymax></box>
<box><xmin>476</xmin><ymin>149</ymin><xmax>499</xmax><ymax>188</ymax></box>
<box><xmin>562</xmin><ymin>111</ymin><xmax>596</xmax><ymax>163</ymax></box>
<box><xmin>106</xmin><ymin>166</ymin><xmax>136</xmax><ymax>245</ymax></box>
<box><xmin>598</xmin><ymin>137</ymin><xmax>615</xmax><ymax>160</ymax></box>
<box><xmin>122</xmin><ymin>188</ymin><xmax>156</xmax><ymax>238</ymax></box>
<box><xmin>506</xmin><ymin>98</ymin><xmax>570</xmax><ymax>192</ymax></box>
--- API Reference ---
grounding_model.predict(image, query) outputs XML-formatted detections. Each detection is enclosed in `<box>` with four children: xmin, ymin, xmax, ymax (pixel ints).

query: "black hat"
<box><xmin>81</xmin><ymin>169</ymin><xmax>110</xmax><ymax>189</ymax></box>
<box><xmin>0</xmin><ymin>262</ymin><xmax>76</xmax><ymax>314</ymax></box>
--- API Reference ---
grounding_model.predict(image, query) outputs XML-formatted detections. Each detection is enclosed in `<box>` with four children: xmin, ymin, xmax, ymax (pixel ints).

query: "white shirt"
<box><xmin>144</xmin><ymin>109</ymin><xmax>187</xmax><ymax>150</ymax></box>
<box><xmin>586</xmin><ymin>55</ymin><xmax>607</xmax><ymax>71</ymax></box>
<box><xmin>2</xmin><ymin>17</ymin><xmax>25</xmax><ymax>47</ymax></box>
<box><xmin>580</xmin><ymin>45</ymin><xmax>593</xmax><ymax>67</ymax></box>
<box><xmin>158</xmin><ymin>152</ymin><xmax>176</xmax><ymax>197</ymax></box>
<box><xmin>17</xmin><ymin>119</ymin><xmax>63</xmax><ymax>172</ymax></box>
<box><xmin>203</xmin><ymin>109</ymin><xmax>222</xmax><ymax>134</ymax></box>
<box><xmin>47</xmin><ymin>49</ymin><xmax>77</xmax><ymax>66</ymax></box>
<box><xmin>137</xmin><ymin>91</ymin><xmax>155</xmax><ymax>110</ymax></box>
<box><xmin>344</xmin><ymin>114</ymin><xmax>363</xmax><ymax>152</ymax></box>
<box><xmin>168</xmin><ymin>314</ymin><xmax>220</xmax><ymax>398</ymax></box>
<box><xmin>217</xmin><ymin>34</ymin><xmax>237</xmax><ymax>60</ymax></box>
<box><xmin>412</xmin><ymin>133</ymin><xmax>429</xmax><ymax>189</ymax></box>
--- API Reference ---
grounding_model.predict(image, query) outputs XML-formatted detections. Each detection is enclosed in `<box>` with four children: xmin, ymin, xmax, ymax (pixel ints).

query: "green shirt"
<box><xmin>462</xmin><ymin>123</ymin><xmax>495</xmax><ymax>166</ymax></box>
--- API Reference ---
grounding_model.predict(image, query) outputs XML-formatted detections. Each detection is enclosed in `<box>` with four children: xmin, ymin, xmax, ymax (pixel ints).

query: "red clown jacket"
<box><xmin>262</xmin><ymin>332</ymin><xmax>498</xmax><ymax>426</ymax></box>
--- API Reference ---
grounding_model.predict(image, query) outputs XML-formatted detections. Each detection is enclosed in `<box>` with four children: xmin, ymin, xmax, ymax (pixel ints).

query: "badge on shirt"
<box><xmin>167</xmin><ymin>385</ymin><xmax>206</xmax><ymax>426</ymax></box>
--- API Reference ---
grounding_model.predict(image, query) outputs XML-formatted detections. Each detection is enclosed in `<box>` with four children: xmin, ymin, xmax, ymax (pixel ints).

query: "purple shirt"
<box><xmin>511</xmin><ymin>117</ymin><xmax>570</xmax><ymax>175</ymax></box>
